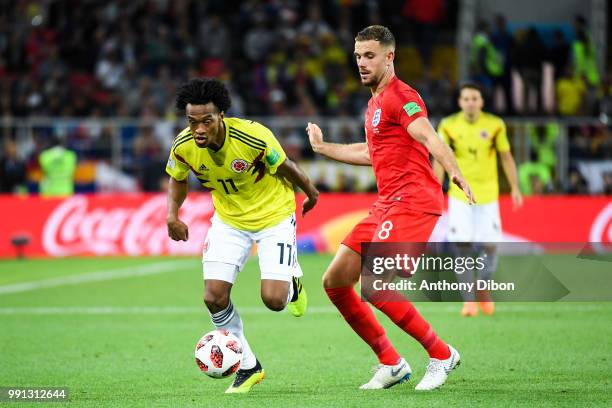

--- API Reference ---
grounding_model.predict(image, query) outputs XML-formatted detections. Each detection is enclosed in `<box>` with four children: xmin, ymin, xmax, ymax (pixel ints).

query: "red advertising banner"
<box><xmin>0</xmin><ymin>193</ymin><xmax>610</xmax><ymax>258</ymax></box>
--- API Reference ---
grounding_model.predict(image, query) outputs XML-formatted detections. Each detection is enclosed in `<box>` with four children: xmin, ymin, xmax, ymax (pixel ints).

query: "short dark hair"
<box><xmin>355</xmin><ymin>25</ymin><xmax>395</xmax><ymax>48</ymax></box>
<box><xmin>459</xmin><ymin>82</ymin><xmax>483</xmax><ymax>95</ymax></box>
<box><xmin>175</xmin><ymin>78</ymin><xmax>231</xmax><ymax>113</ymax></box>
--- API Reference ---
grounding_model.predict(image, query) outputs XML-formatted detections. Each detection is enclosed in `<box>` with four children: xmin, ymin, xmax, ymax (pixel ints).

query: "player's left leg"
<box><xmin>255</xmin><ymin>214</ymin><xmax>307</xmax><ymax>316</ymax></box>
<box><xmin>202</xmin><ymin>216</ymin><xmax>264</xmax><ymax>394</ymax></box>
<box><xmin>204</xmin><ymin>266</ymin><xmax>264</xmax><ymax>394</ymax></box>
<box><xmin>473</xmin><ymin>201</ymin><xmax>503</xmax><ymax>315</ymax></box>
<box><xmin>364</xmin><ymin>206</ymin><xmax>460</xmax><ymax>390</ymax></box>
<box><xmin>447</xmin><ymin>197</ymin><xmax>479</xmax><ymax>316</ymax></box>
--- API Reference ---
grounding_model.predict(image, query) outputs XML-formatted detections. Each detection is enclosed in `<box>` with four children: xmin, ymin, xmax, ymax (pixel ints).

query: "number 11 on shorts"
<box><xmin>377</xmin><ymin>220</ymin><xmax>393</xmax><ymax>240</ymax></box>
<box><xmin>277</xmin><ymin>243</ymin><xmax>294</xmax><ymax>266</ymax></box>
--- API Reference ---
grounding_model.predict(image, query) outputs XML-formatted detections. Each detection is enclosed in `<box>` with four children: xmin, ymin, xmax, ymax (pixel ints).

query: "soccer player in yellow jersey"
<box><xmin>166</xmin><ymin>78</ymin><xmax>319</xmax><ymax>393</ymax></box>
<box><xmin>433</xmin><ymin>82</ymin><xmax>523</xmax><ymax>317</ymax></box>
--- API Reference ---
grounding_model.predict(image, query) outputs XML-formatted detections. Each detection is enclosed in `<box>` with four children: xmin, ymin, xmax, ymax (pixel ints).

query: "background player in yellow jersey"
<box><xmin>433</xmin><ymin>82</ymin><xmax>523</xmax><ymax>317</ymax></box>
<box><xmin>166</xmin><ymin>78</ymin><xmax>319</xmax><ymax>393</ymax></box>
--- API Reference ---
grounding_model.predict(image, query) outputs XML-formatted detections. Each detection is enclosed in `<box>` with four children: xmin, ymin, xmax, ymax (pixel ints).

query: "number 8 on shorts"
<box><xmin>377</xmin><ymin>220</ymin><xmax>393</xmax><ymax>240</ymax></box>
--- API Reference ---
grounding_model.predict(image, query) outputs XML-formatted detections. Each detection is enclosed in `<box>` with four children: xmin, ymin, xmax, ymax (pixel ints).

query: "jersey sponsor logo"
<box><xmin>372</xmin><ymin>108</ymin><xmax>382</xmax><ymax>126</ymax></box>
<box><xmin>167</xmin><ymin>157</ymin><xmax>176</xmax><ymax>169</ymax></box>
<box><xmin>231</xmin><ymin>159</ymin><xmax>249</xmax><ymax>173</ymax></box>
<box><xmin>266</xmin><ymin>149</ymin><xmax>281</xmax><ymax>166</ymax></box>
<box><xmin>403</xmin><ymin>102</ymin><xmax>422</xmax><ymax>117</ymax></box>
<box><xmin>480</xmin><ymin>130</ymin><xmax>489</xmax><ymax>139</ymax></box>
<box><xmin>199</xmin><ymin>164</ymin><xmax>209</xmax><ymax>171</ymax></box>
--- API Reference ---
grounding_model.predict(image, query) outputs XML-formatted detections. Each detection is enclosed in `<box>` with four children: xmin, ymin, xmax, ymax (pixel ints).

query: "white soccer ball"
<box><xmin>195</xmin><ymin>329</ymin><xmax>242</xmax><ymax>378</ymax></box>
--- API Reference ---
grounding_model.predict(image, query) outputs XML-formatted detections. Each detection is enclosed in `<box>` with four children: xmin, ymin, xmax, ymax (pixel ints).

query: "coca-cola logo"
<box><xmin>42</xmin><ymin>195</ymin><xmax>214</xmax><ymax>256</ymax></box>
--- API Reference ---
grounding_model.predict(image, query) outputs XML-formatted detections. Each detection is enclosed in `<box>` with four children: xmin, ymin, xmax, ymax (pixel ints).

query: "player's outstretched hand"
<box><xmin>306</xmin><ymin>122</ymin><xmax>324</xmax><ymax>152</ymax></box>
<box><xmin>511</xmin><ymin>188</ymin><xmax>523</xmax><ymax>210</ymax></box>
<box><xmin>451</xmin><ymin>174</ymin><xmax>476</xmax><ymax>205</ymax></box>
<box><xmin>301</xmin><ymin>194</ymin><xmax>318</xmax><ymax>217</ymax></box>
<box><xmin>167</xmin><ymin>218</ymin><xmax>189</xmax><ymax>241</ymax></box>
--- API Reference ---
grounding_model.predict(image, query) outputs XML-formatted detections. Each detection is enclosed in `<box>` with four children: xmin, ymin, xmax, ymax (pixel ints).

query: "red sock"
<box><xmin>369</xmin><ymin>291</ymin><xmax>450</xmax><ymax>360</ymax></box>
<box><xmin>326</xmin><ymin>286</ymin><xmax>400</xmax><ymax>365</ymax></box>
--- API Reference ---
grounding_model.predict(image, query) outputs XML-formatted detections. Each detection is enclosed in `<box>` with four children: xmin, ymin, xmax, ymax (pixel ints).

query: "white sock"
<box><xmin>210</xmin><ymin>301</ymin><xmax>257</xmax><ymax>370</ymax></box>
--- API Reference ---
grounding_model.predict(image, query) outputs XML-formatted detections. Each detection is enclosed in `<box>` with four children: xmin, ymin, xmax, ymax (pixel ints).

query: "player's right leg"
<box><xmin>202</xmin><ymin>216</ymin><xmax>263</xmax><ymax>393</ymax></box>
<box><xmin>203</xmin><ymin>272</ymin><xmax>264</xmax><ymax>394</ymax></box>
<box><xmin>324</xmin><ymin>217</ymin><xmax>410</xmax><ymax>389</ymax></box>
<box><xmin>448</xmin><ymin>196</ymin><xmax>478</xmax><ymax>316</ymax></box>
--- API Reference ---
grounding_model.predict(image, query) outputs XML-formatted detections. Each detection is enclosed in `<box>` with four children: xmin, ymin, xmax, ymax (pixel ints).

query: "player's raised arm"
<box><xmin>166</xmin><ymin>176</ymin><xmax>189</xmax><ymax>241</ymax></box>
<box><xmin>306</xmin><ymin>122</ymin><xmax>371</xmax><ymax>166</ymax></box>
<box><xmin>276</xmin><ymin>158</ymin><xmax>320</xmax><ymax>216</ymax></box>
<box><xmin>407</xmin><ymin>117</ymin><xmax>476</xmax><ymax>204</ymax></box>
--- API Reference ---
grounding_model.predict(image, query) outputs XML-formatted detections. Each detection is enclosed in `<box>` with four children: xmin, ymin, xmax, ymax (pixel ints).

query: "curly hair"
<box><xmin>175</xmin><ymin>78</ymin><xmax>232</xmax><ymax>113</ymax></box>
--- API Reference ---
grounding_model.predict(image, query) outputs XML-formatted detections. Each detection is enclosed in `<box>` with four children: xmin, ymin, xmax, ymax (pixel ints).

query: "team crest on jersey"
<box><xmin>480</xmin><ymin>130</ymin><xmax>489</xmax><ymax>139</ymax></box>
<box><xmin>231</xmin><ymin>159</ymin><xmax>249</xmax><ymax>173</ymax></box>
<box><xmin>372</xmin><ymin>108</ymin><xmax>382</xmax><ymax>126</ymax></box>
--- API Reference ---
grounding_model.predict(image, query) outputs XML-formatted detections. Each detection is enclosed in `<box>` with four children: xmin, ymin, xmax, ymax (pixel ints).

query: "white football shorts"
<box><xmin>202</xmin><ymin>214</ymin><xmax>303</xmax><ymax>284</ymax></box>
<box><xmin>447</xmin><ymin>196</ymin><xmax>502</xmax><ymax>242</ymax></box>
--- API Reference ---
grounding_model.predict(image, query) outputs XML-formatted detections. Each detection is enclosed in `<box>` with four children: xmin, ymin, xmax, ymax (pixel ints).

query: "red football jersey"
<box><xmin>364</xmin><ymin>76</ymin><xmax>443</xmax><ymax>214</ymax></box>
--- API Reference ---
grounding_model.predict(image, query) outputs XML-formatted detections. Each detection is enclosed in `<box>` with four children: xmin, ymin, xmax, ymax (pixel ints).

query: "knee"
<box><xmin>322</xmin><ymin>268</ymin><xmax>357</xmax><ymax>289</ymax></box>
<box><xmin>204</xmin><ymin>291</ymin><xmax>230</xmax><ymax>313</ymax></box>
<box><xmin>322</xmin><ymin>270</ymin><xmax>335</xmax><ymax>289</ymax></box>
<box><xmin>261</xmin><ymin>293</ymin><xmax>286</xmax><ymax>312</ymax></box>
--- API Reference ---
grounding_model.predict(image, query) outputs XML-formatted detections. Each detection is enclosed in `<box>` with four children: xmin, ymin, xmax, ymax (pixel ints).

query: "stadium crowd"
<box><xmin>0</xmin><ymin>0</ymin><xmax>610</xmax><ymax>195</ymax></box>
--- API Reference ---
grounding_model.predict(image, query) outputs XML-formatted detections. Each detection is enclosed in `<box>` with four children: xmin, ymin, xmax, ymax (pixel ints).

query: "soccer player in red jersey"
<box><xmin>307</xmin><ymin>25</ymin><xmax>475</xmax><ymax>391</ymax></box>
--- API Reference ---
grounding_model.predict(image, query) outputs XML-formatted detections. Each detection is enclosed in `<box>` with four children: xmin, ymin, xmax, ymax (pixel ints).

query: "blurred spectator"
<box><xmin>401</xmin><ymin>0</ymin><xmax>444</xmax><ymax>69</ymax></box>
<box><xmin>198</xmin><ymin>14</ymin><xmax>231</xmax><ymax>62</ymax></box>
<box><xmin>38</xmin><ymin>136</ymin><xmax>77</xmax><ymax>197</ymax></box>
<box><xmin>314</xmin><ymin>175</ymin><xmax>331</xmax><ymax>193</ymax></box>
<box><xmin>130</xmin><ymin>125</ymin><xmax>163</xmax><ymax>189</ymax></box>
<box><xmin>549</xmin><ymin>30</ymin><xmax>570</xmax><ymax>80</ymax></box>
<box><xmin>95</xmin><ymin>49</ymin><xmax>125</xmax><ymax>90</ymax></box>
<box><xmin>298</xmin><ymin>4</ymin><xmax>332</xmax><ymax>44</ymax></box>
<box><xmin>514</xmin><ymin>27</ymin><xmax>545</xmax><ymax>114</ymax></box>
<box><xmin>91</xmin><ymin>126</ymin><xmax>114</xmax><ymax>161</ymax></box>
<box><xmin>244</xmin><ymin>12</ymin><xmax>273</xmax><ymax>63</ymax></box>
<box><xmin>527</xmin><ymin>122</ymin><xmax>559</xmax><ymax>170</ymax></box>
<box><xmin>572</xmin><ymin>16</ymin><xmax>600</xmax><ymax>115</ymax></box>
<box><xmin>490</xmin><ymin>15</ymin><xmax>515</xmax><ymax>114</ymax></box>
<box><xmin>599</xmin><ymin>71</ymin><xmax>612</xmax><ymax>119</ymax></box>
<box><xmin>603</xmin><ymin>171</ymin><xmax>612</xmax><ymax>195</ymax></box>
<box><xmin>556</xmin><ymin>66</ymin><xmax>586</xmax><ymax>116</ymax></box>
<box><xmin>0</xmin><ymin>138</ymin><xmax>27</xmax><ymax>194</ymax></box>
<box><xmin>518</xmin><ymin>160</ymin><xmax>552</xmax><ymax>195</ymax></box>
<box><xmin>278</xmin><ymin>126</ymin><xmax>305</xmax><ymax>161</ymax></box>
<box><xmin>566</xmin><ymin>167</ymin><xmax>589</xmax><ymax>194</ymax></box>
<box><xmin>470</xmin><ymin>21</ymin><xmax>503</xmax><ymax>107</ymax></box>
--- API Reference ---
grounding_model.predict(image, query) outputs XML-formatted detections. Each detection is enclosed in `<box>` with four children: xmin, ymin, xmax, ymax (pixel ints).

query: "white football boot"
<box><xmin>415</xmin><ymin>345</ymin><xmax>461</xmax><ymax>391</ymax></box>
<box><xmin>359</xmin><ymin>358</ymin><xmax>411</xmax><ymax>389</ymax></box>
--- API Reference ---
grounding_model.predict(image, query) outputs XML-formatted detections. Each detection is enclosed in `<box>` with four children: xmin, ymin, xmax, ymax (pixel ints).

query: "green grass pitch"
<box><xmin>0</xmin><ymin>255</ymin><xmax>610</xmax><ymax>407</ymax></box>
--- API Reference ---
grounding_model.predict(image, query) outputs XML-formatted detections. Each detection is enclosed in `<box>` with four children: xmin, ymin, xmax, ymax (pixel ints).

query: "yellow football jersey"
<box><xmin>166</xmin><ymin>117</ymin><xmax>295</xmax><ymax>231</ymax></box>
<box><xmin>438</xmin><ymin>112</ymin><xmax>510</xmax><ymax>204</ymax></box>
